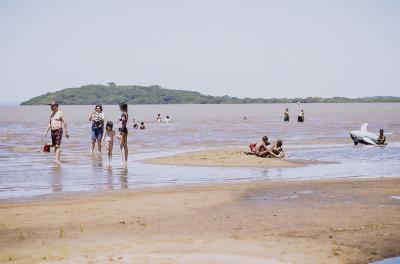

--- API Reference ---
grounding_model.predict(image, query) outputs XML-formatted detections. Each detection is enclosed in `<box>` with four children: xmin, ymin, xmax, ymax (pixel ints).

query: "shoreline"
<box><xmin>1</xmin><ymin>177</ymin><xmax>400</xmax><ymax>263</ymax></box>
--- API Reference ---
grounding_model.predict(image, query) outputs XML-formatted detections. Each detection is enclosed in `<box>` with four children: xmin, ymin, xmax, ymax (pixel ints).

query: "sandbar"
<box><xmin>144</xmin><ymin>149</ymin><xmax>303</xmax><ymax>168</ymax></box>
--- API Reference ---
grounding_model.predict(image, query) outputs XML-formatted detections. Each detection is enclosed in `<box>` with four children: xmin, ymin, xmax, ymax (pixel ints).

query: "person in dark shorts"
<box><xmin>117</xmin><ymin>102</ymin><xmax>129</xmax><ymax>165</ymax></box>
<box><xmin>44</xmin><ymin>101</ymin><xmax>69</xmax><ymax>163</ymax></box>
<box><xmin>284</xmin><ymin>108</ymin><xmax>289</xmax><ymax>122</ymax></box>
<box><xmin>298</xmin><ymin>110</ymin><xmax>304</xmax><ymax>122</ymax></box>
<box><xmin>89</xmin><ymin>104</ymin><xmax>105</xmax><ymax>154</ymax></box>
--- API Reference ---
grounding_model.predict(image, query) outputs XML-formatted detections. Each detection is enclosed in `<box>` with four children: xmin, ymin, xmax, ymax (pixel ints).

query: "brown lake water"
<box><xmin>0</xmin><ymin>103</ymin><xmax>399</xmax><ymax>200</ymax></box>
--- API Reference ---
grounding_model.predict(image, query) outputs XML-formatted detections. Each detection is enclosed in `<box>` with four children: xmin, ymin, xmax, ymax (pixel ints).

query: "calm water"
<box><xmin>0</xmin><ymin>103</ymin><xmax>399</xmax><ymax>200</ymax></box>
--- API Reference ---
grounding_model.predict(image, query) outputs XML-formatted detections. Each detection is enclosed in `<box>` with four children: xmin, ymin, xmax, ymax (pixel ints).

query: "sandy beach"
<box><xmin>144</xmin><ymin>149</ymin><xmax>304</xmax><ymax>168</ymax></box>
<box><xmin>1</xmin><ymin>178</ymin><xmax>400</xmax><ymax>264</ymax></box>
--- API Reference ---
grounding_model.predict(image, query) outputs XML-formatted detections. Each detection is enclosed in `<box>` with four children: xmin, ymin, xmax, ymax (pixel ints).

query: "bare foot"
<box><xmin>54</xmin><ymin>160</ymin><xmax>61</xmax><ymax>164</ymax></box>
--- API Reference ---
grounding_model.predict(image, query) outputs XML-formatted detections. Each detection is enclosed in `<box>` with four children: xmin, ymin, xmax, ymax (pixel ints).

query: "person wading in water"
<box><xmin>117</xmin><ymin>102</ymin><xmax>129</xmax><ymax>165</ymax></box>
<box><xmin>89</xmin><ymin>104</ymin><xmax>105</xmax><ymax>154</ymax></box>
<box><xmin>44</xmin><ymin>101</ymin><xmax>69</xmax><ymax>163</ymax></box>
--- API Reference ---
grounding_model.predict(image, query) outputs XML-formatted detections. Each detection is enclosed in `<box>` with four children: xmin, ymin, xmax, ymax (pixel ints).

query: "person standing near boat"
<box><xmin>89</xmin><ymin>104</ymin><xmax>105</xmax><ymax>154</ymax></box>
<box><xmin>117</xmin><ymin>102</ymin><xmax>129</xmax><ymax>165</ymax></box>
<box><xmin>44</xmin><ymin>100</ymin><xmax>69</xmax><ymax>163</ymax></box>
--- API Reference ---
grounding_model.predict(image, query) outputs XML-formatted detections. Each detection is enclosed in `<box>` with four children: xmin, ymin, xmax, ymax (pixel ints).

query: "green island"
<box><xmin>21</xmin><ymin>83</ymin><xmax>400</xmax><ymax>105</ymax></box>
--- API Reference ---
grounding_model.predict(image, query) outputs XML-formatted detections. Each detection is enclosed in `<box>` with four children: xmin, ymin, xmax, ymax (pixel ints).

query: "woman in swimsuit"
<box><xmin>89</xmin><ymin>104</ymin><xmax>105</xmax><ymax>154</ymax></box>
<box><xmin>118</xmin><ymin>102</ymin><xmax>129</xmax><ymax>165</ymax></box>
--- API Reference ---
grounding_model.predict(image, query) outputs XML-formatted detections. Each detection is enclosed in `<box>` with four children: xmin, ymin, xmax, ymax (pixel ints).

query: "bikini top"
<box><xmin>120</xmin><ymin>112</ymin><xmax>128</xmax><ymax>128</ymax></box>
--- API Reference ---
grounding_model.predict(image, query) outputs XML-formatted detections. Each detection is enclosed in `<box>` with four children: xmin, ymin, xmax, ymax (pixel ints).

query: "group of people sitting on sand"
<box><xmin>244</xmin><ymin>136</ymin><xmax>286</xmax><ymax>158</ymax></box>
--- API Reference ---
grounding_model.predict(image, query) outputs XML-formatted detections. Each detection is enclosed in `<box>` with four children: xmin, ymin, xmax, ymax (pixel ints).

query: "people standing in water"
<box><xmin>44</xmin><ymin>101</ymin><xmax>69</xmax><ymax>163</ymax></box>
<box><xmin>117</xmin><ymin>102</ymin><xmax>129</xmax><ymax>165</ymax></box>
<box><xmin>284</xmin><ymin>108</ymin><xmax>289</xmax><ymax>122</ymax></box>
<box><xmin>298</xmin><ymin>110</ymin><xmax>305</xmax><ymax>122</ymax></box>
<box><xmin>139</xmin><ymin>121</ymin><xmax>146</xmax><ymax>129</ymax></box>
<box><xmin>163</xmin><ymin>116</ymin><xmax>171</xmax><ymax>123</ymax></box>
<box><xmin>89</xmin><ymin>104</ymin><xmax>104</xmax><ymax>154</ymax></box>
<box><xmin>377</xmin><ymin>129</ymin><xmax>387</xmax><ymax>145</ymax></box>
<box><xmin>102</xmin><ymin>121</ymin><xmax>115</xmax><ymax>165</ymax></box>
<box><xmin>156</xmin><ymin>113</ymin><xmax>162</xmax><ymax>123</ymax></box>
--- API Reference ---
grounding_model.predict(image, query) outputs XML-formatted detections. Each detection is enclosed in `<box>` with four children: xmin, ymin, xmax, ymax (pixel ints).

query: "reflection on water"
<box><xmin>118</xmin><ymin>167</ymin><xmax>129</xmax><ymax>189</ymax></box>
<box><xmin>0</xmin><ymin>103</ymin><xmax>399</xmax><ymax>199</ymax></box>
<box><xmin>106</xmin><ymin>167</ymin><xmax>114</xmax><ymax>190</ymax></box>
<box><xmin>51</xmin><ymin>165</ymin><xmax>62</xmax><ymax>192</ymax></box>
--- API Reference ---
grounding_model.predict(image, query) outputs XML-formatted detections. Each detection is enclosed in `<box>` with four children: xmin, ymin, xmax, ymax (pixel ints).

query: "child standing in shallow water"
<box><xmin>102</xmin><ymin>121</ymin><xmax>115</xmax><ymax>165</ymax></box>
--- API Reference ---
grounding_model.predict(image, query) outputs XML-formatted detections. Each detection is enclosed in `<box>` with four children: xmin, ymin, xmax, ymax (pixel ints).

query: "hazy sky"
<box><xmin>1</xmin><ymin>0</ymin><xmax>399</xmax><ymax>102</ymax></box>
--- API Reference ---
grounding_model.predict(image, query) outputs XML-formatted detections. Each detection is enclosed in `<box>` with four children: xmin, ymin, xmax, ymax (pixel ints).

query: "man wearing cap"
<box><xmin>44</xmin><ymin>101</ymin><xmax>69</xmax><ymax>163</ymax></box>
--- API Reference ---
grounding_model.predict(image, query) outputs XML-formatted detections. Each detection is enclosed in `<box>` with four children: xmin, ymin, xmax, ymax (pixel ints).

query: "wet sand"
<box><xmin>144</xmin><ymin>149</ymin><xmax>302</xmax><ymax>168</ymax></box>
<box><xmin>1</xmin><ymin>178</ymin><xmax>400</xmax><ymax>263</ymax></box>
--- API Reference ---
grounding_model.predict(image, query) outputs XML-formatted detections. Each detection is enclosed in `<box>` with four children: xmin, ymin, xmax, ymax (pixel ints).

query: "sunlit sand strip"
<box><xmin>143</xmin><ymin>149</ymin><xmax>304</xmax><ymax>168</ymax></box>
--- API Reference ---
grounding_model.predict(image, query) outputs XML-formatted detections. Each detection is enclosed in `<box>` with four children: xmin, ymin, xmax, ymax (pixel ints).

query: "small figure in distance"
<box><xmin>377</xmin><ymin>129</ymin><xmax>387</xmax><ymax>145</ymax></box>
<box><xmin>243</xmin><ymin>116</ymin><xmax>247</xmax><ymax>120</ymax></box>
<box><xmin>298</xmin><ymin>110</ymin><xmax>305</xmax><ymax>122</ymax></box>
<box><xmin>284</xmin><ymin>108</ymin><xmax>289</xmax><ymax>122</ymax></box>
<box><xmin>163</xmin><ymin>116</ymin><xmax>171</xmax><ymax>123</ymax></box>
<box><xmin>243</xmin><ymin>136</ymin><xmax>270</xmax><ymax>156</ymax></box>
<box><xmin>139</xmin><ymin>121</ymin><xmax>146</xmax><ymax>130</ymax></box>
<box><xmin>156</xmin><ymin>113</ymin><xmax>162</xmax><ymax>123</ymax></box>
<box><xmin>133</xmin><ymin>123</ymin><xmax>138</xmax><ymax>129</ymax></box>
<box><xmin>102</xmin><ymin>121</ymin><xmax>115</xmax><ymax>165</ymax></box>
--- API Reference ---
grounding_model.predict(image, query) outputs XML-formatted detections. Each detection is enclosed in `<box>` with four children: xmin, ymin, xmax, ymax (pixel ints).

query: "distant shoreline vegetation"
<box><xmin>21</xmin><ymin>84</ymin><xmax>400</xmax><ymax>105</ymax></box>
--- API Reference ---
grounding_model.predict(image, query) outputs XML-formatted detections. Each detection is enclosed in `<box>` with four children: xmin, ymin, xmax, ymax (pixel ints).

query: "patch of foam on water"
<box><xmin>389</xmin><ymin>196</ymin><xmax>400</xmax><ymax>200</ymax></box>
